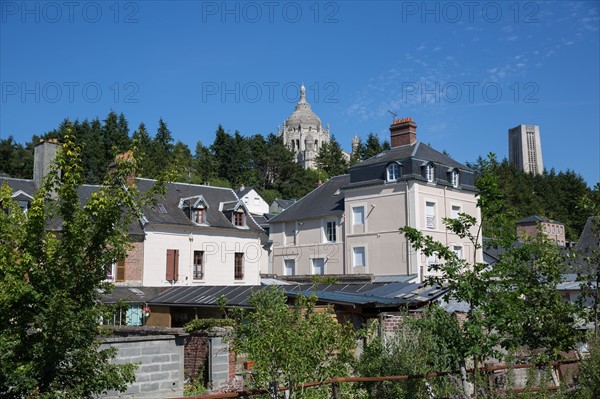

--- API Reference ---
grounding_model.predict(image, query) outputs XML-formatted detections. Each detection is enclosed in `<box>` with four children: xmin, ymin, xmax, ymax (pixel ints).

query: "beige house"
<box><xmin>516</xmin><ymin>215</ymin><xmax>566</xmax><ymax>247</ymax></box>
<box><xmin>269</xmin><ymin>118</ymin><xmax>482</xmax><ymax>282</ymax></box>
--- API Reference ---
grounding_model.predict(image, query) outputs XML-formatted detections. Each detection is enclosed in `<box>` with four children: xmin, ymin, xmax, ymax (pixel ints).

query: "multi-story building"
<box><xmin>508</xmin><ymin>124</ymin><xmax>544</xmax><ymax>175</ymax></box>
<box><xmin>516</xmin><ymin>215</ymin><xmax>566</xmax><ymax>247</ymax></box>
<box><xmin>1</xmin><ymin>139</ymin><xmax>269</xmax><ymax>289</ymax></box>
<box><xmin>269</xmin><ymin>118</ymin><xmax>483</xmax><ymax>282</ymax></box>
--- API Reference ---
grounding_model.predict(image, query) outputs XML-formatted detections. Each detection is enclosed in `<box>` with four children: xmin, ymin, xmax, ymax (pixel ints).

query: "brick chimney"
<box><xmin>390</xmin><ymin>118</ymin><xmax>417</xmax><ymax>148</ymax></box>
<box><xmin>111</xmin><ymin>151</ymin><xmax>136</xmax><ymax>186</ymax></box>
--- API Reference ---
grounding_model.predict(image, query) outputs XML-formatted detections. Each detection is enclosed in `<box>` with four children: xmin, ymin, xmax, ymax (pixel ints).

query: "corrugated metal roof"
<box><xmin>148</xmin><ymin>282</ymin><xmax>447</xmax><ymax>309</ymax></box>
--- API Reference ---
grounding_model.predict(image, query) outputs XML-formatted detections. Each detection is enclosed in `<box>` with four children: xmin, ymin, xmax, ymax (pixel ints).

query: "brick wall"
<box><xmin>184</xmin><ymin>334</ymin><xmax>209</xmax><ymax>382</ymax></box>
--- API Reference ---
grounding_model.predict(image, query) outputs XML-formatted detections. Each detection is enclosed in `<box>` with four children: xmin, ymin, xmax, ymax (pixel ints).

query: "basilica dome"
<box><xmin>285</xmin><ymin>84</ymin><xmax>322</xmax><ymax>132</ymax></box>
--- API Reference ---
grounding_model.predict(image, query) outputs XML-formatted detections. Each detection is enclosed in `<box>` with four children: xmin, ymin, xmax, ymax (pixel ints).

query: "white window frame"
<box><xmin>425</xmin><ymin>201</ymin><xmax>436</xmax><ymax>230</ymax></box>
<box><xmin>311</xmin><ymin>258</ymin><xmax>326</xmax><ymax>275</ymax></box>
<box><xmin>450</xmin><ymin>169</ymin><xmax>459</xmax><ymax>188</ymax></box>
<box><xmin>451</xmin><ymin>205</ymin><xmax>461</xmax><ymax>219</ymax></box>
<box><xmin>386</xmin><ymin>163</ymin><xmax>399</xmax><ymax>182</ymax></box>
<box><xmin>426</xmin><ymin>163</ymin><xmax>435</xmax><ymax>183</ymax></box>
<box><xmin>352</xmin><ymin>206</ymin><xmax>365</xmax><ymax>226</ymax></box>
<box><xmin>452</xmin><ymin>245</ymin><xmax>463</xmax><ymax>260</ymax></box>
<box><xmin>352</xmin><ymin>246</ymin><xmax>366</xmax><ymax>268</ymax></box>
<box><xmin>283</xmin><ymin>259</ymin><xmax>295</xmax><ymax>276</ymax></box>
<box><xmin>324</xmin><ymin>220</ymin><xmax>337</xmax><ymax>243</ymax></box>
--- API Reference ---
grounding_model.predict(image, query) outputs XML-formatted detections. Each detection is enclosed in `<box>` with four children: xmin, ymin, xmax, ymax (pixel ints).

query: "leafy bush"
<box><xmin>184</xmin><ymin>318</ymin><xmax>236</xmax><ymax>333</ymax></box>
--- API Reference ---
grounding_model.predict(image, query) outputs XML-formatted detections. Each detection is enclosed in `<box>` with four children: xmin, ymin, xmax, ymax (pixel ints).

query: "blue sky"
<box><xmin>1</xmin><ymin>1</ymin><xmax>599</xmax><ymax>186</ymax></box>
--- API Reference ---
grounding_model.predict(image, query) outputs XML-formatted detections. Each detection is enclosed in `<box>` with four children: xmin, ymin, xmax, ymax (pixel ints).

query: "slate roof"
<box><xmin>1</xmin><ymin>176</ymin><xmax>264</xmax><ymax>235</ymax></box>
<box><xmin>517</xmin><ymin>215</ymin><xmax>564</xmax><ymax>225</ymax></box>
<box><xmin>346</xmin><ymin>141</ymin><xmax>476</xmax><ymax>191</ymax></box>
<box><xmin>135</xmin><ymin>178</ymin><xmax>264</xmax><ymax>233</ymax></box>
<box><xmin>148</xmin><ymin>282</ymin><xmax>447</xmax><ymax>309</ymax></box>
<box><xmin>355</xmin><ymin>141</ymin><xmax>467</xmax><ymax>169</ymax></box>
<box><xmin>269</xmin><ymin>175</ymin><xmax>350</xmax><ymax>223</ymax></box>
<box><xmin>235</xmin><ymin>187</ymin><xmax>254</xmax><ymax>198</ymax></box>
<box><xmin>273</xmin><ymin>198</ymin><xmax>296</xmax><ymax>209</ymax></box>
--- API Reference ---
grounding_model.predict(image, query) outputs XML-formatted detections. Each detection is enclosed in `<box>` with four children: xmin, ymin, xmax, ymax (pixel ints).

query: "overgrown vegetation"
<box><xmin>184</xmin><ymin>318</ymin><xmax>236</xmax><ymax>333</ymax></box>
<box><xmin>0</xmin><ymin>128</ymin><xmax>164</xmax><ymax>398</ymax></box>
<box><xmin>231</xmin><ymin>287</ymin><xmax>356</xmax><ymax>399</ymax></box>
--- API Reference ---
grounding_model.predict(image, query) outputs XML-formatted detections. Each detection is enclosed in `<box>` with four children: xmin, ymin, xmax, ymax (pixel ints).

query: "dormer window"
<box><xmin>233</xmin><ymin>210</ymin><xmax>245</xmax><ymax>227</ymax></box>
<box><xmin>194</xmin><ymin>207</ymin><xmax>206</xmax><ymax>224</ymax></box>
<box><xmin>425</xmin><ymin>163</ymin><xmax>435</xmax><ymax>183</ymax></box>
<box><xmin>449</xmin><ymin>169</ymin><xmax>459</xmax><ymax>188</ymax></box>
<box><xmin>386</xmin><ymin>163</ymin><xmax>400</xmax><ymax>182</ymax></box>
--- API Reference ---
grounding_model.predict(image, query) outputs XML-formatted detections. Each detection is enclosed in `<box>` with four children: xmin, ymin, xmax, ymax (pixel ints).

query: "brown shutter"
<box><xmin>116</xmin><ymin>259</ymin><xmax>126</xmax><ymax>282</ymax></box>
<box><xmin>174</xmin><ymin>249</ymin><xmax>179</xmax><ymax>281</ymax></box>
<box><xmin>166</xmin><ymin>249</ymin><xmax>176</xmax><ymax>281</ymax></box>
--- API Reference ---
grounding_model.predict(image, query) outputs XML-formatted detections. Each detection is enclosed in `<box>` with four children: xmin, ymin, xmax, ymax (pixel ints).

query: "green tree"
<box><xmin>400</xmin><ymin>153</ymin><xmax>582</xmax><ymax>397</ymax></box>
<box><xmin>232</xmin><ymin>287</ymin><xmax>355</xmax><ymax>399</ymax></box>
<box><xmin>0</xmin><ymin>128</ymin><xmax>162</xmax><ymax>398</ymax></box>
<box><xmin>315</xmin><ymin>135</ymin><xmax>348</xmax><ymax>178</ymax></box>
<box><xmin>132</xmin><ymin>122</ymin><xmax>153</xmax><ymax>178</ymax></box>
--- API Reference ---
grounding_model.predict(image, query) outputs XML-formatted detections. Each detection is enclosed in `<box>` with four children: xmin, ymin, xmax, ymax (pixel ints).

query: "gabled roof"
<box><xmin>235</xmin><ymin>187</ymin><xmax>254</xmax><ymax>198</ymax></box>
<box><xmin>273</xmin><ymin>198</ymin><xmax>296</xmax><ymax>209</ymax></box>
<box><xmin>269</xmin><ymin>175</ymin><xmax>350</xmax><ymax>223</ymax></box>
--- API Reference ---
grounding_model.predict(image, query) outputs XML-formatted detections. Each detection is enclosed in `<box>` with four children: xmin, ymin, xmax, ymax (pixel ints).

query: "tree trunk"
<box><xmin>460</xmin><ymin>359</ymin><xmax>472</xmax><ymax>398</ymax></box>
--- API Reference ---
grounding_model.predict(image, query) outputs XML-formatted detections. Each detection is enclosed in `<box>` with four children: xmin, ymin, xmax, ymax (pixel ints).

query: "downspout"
<box><xmin>404</xmin><ymin>181</ymin><xmax>411</xmax><ymax>276</ymax></box>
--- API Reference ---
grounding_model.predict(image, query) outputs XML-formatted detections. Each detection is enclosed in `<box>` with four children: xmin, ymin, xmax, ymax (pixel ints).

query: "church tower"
<box><xmin>277</xmin><ymin>84</ymin><xmax>330</xmax><ymax>169</ymax></box>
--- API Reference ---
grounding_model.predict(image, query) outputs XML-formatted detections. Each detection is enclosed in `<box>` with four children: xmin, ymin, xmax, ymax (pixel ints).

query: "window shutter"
<box><xmin>166</xmin><ymin>249</ymin><xmax>179</xmax><ymax>281</ymax></box>
<box><xmin>116</xmin><ymin>259</ymin><xmax>126</xmax><ymax>282</ymax></box>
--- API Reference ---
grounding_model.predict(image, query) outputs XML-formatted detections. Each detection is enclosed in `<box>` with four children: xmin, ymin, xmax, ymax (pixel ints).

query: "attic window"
<box><xmin>425</xmin><ymin>163</ymin><xmax>435</xmax><ymax>183</ymax></box>
<box><xmin>194</xmin><ymin>207</ymin><xmax>206</xmax><ymax>224</ymax></box>
<box><xmin>233</xmin><ymin>210</ymin><xmax>245</xmax><ymax>227</ymax></box>
<box><xmin>449</xmin><ymin>169</ymin><xmax>459</xmax><ymax>188</ymax></box>
<box><xmin>156</xmin><ymin>204</ymin><xmax>168</xmax><ymax>214</ymax></box>
<box><xmin>386</xmin><ymin>163</ymin><xmax>400</xmax><ymax>182</ymax></box>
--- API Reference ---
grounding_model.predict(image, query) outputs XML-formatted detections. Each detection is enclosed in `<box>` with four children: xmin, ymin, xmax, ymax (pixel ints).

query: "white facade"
<box><xmin>237</xmin><ymin>188</ymin><xmax>269</xmax><ymax>215</ymax></box>
<box><xmin>142</xmin><ymin>226</ymin><xmax>266</xmax><ymax>286</ymax></box>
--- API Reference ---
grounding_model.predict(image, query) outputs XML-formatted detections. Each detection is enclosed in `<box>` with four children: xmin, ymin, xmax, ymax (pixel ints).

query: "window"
<box><xmin>116</xmin><ymin>258</ymin><xmax>126</xmax><ymax>282</ymax></box>
<box><xmin>194</xmin><ymin>208</ymin><xmax>206</xmax><ymax>224</ymax></box>
<box><xmin>426</xmin><ymin>254</ymin><xmax>437</xmax><ymax>267</ymax></box>
<box><xmin>17</xmin><ymin>200</ymin><xmax>29</xmax><ymax>212</ymax></box>
<box><xmin>426</xmin><ymin>202</ymin><xmax>436</xmax><ymax>229</ymax></box>
<box><xmin>234</xmin><ymin>252</ymin><xmax>244</xmax><ymax>280</ymax></box>
<box><xmin>193</xmin><ymin>250</ymin><xmax>204</xmax><ymax>280</ymax></box>
<box><xmin>312</xmin><ymin>258</ymin><xmax>325</xmax><ymax>275</ymax></box>
<box><xmin>233</xmin><ymin>211</ymin><xmax>245</xmax><ymax>227</ymax></box>
<box><xmin>426</xmin><ymin>163</ymin><xmax>435</xmax><ymax>182</ymax></box>
<box><xmin>353</xmin><ymin>247</ymin><xmax>366</xmax><ymax>267</ymax></box>
<box><xmin>284</xmin><ymin>259</ymin><xmax>295</xmax><ymax>276</ymax></box>
<box><xmin>352</xmin><ymin>206</ymin><xmax>365</xmax><ymax>225</ymax></box>
<box><xmin>326</xmin><ymin>221</ymin><xmax>336</xmax><ymax>242</ymax></box>
<box><xmin>156</xmin><ymin>203</ymin><xmax>168</xmax><ymax>214</ymax></box>
<box><xmin>451</xmin><ymin>205</ymin><xmax>461</xmax><ymax>219</ymax></box>
<box><xmin>452</xmin><ymin>245</ymin><xmax>463</xmax><ymax>259</ymax></box>
<box><xmin>450</xmin><ymin>170</ymin><xmax>459</xmax><ymax>187</ymax></box>
<box><xmin>387</xmin><ymin>163</ymin><xmax>399</xmax><ymax>182</ymax></box>
<box><xmin>166</xmin><ymin>249</ymin><xmax>179</xmax><ymax>281</ymax></box>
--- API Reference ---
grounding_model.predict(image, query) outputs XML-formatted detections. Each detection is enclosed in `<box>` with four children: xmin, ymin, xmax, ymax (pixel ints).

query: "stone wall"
<box><xmin>99</xmin><ymin>328</ymin><xmax>185</xmax><ymax>398</ymax></box>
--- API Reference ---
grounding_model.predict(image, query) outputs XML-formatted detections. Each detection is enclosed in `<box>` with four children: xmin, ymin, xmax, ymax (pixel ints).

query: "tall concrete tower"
<box><xmin>508</xmin><ymin>125</ymin><xmax>544</xmax><ymax>175</ymax></box>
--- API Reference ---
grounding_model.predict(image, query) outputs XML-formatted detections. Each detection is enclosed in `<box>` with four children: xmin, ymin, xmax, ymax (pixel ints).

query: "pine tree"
<box><xmin>315</xmin><ymin>135</ymin><xmax>348</xmax><ymax>178</ymax></box>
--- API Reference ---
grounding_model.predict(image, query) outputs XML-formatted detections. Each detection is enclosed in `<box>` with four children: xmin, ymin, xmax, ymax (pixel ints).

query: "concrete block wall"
<box><xmin>99</xmin><ymin>334</ymin><xmax>184</xmax><ymax>398</ymax></box>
